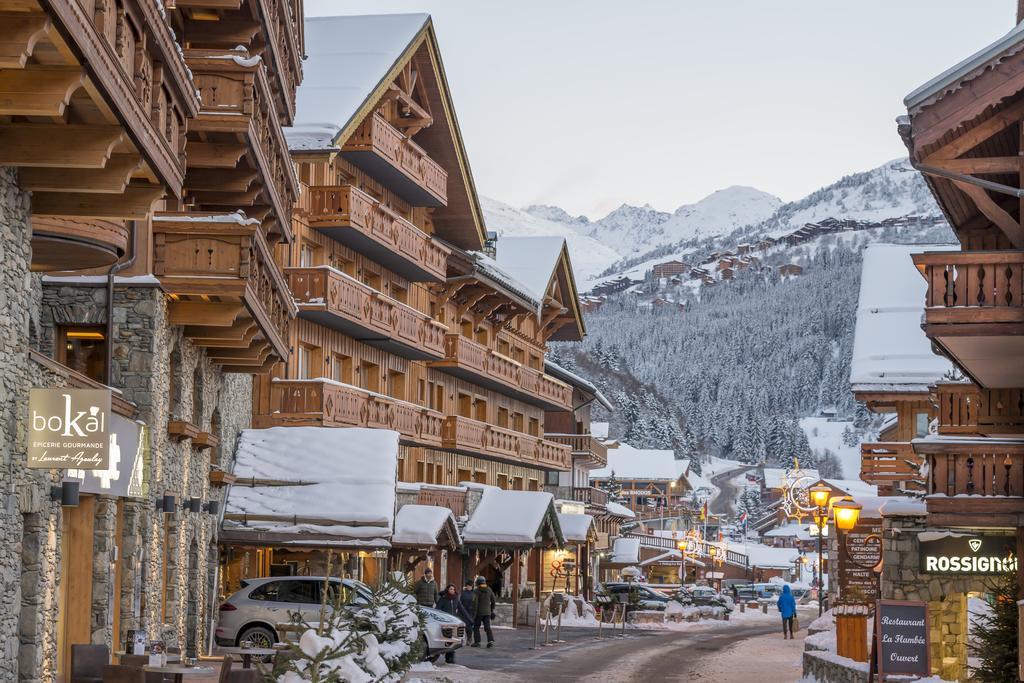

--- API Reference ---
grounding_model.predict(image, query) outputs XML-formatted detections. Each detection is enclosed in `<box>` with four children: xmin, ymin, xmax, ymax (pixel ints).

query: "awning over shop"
<box><xmin>461</xmin><ymin>484</ymin><xmax>565</xmax><ymax>547</ymax></box>
<box><xmin>392</xmin><ymin>504</ymin><xmax>461</xmax><ymax>550</ymax></box>
<box><xmin>557</xmin><ymin>513</ymin><xmax>596</xmax><ymax>544</ymax></box>
<box><xmin>222</xmin><ymin>426</ymin><xmax>399</xmax><ymax>547</ymax></box>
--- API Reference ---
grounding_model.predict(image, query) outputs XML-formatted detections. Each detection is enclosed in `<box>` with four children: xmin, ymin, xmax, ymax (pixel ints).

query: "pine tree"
<box><xmin>969</xmin><ymin>571</ymin><xmax>1019</xmax><ymax>682</ymax></box>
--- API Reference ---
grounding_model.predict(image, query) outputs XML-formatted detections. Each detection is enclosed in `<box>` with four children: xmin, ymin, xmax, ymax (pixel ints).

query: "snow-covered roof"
<box><xmin>905</xmin><ymin>21</ymin><xmax>1024</xmax><ymax>110</ymax></box>
<box><xmin>763</xmin><ymin>522</ymin><xmax>815</xmax><ymax>541</ymax></box>
<box><xmin>850</xmin><ymin>244</ymin><xmax>957</xmax><ymax>393</ymax></box>
<box><xmin>609</xmin><ymin>537</ymin><xmax>640</xmax><ymax>564</ymax></box>
<box><xmin>604</xmin><ymin>501</ymin><xmax>635</xmax><ymax>519</ymax></box>
<box><xmin>466</xmin><ymin>250</ymin><xmax>544</xmax><ymax>312</ymax></box>
<box><xmin>224</xmin><ymin>427</ymin><xmax>399</xmax><ymax>546</ymax></box>
<box><xmin>392</xmin><ymin>504</ymin><xmax>459</xmax><ymax>547</ymax></box>
<box><xmin>855</xmin><ymin>495</ymin><xmax>926</xmax><ymax>519</ymax></box>
<box><xmin>762</xmin><ymin>468</ymin><xmax>820</xmax><ymax>490</ymax></box>
<box><xmin>493</xmin><ymin>236</ymin><xmax>565</xmax><ymax>301</ymax></box>
<box><xmin>824</xmin><ymin>479</ymin><xmax>878</xmax><ymax>499</ymax></box>
<box><xmin>736</xmin><ymin>542</ymin><xmax>800</xmax><ymax>569</ymax></box>
<box><xmin>544</xmin><ymin>361</ymin><xmax>614</xmax><ymax>411</ymax></box>
<box><xmin>285</xmin><ymin>14</ymin><xmax>429</xmax><ymax>151</ymax></box>
<box><xmin>590</xmin><ymin>442</ymin><xmax>686</xmax><ymax>482</ymax></box>
<box><xmin>557</xmin><ymin>513</ymin><xmax>594</xmax><ymax>543</ymax></box>
<box><xmin>461</xmin><ymin>486</ymin><xmax>562</xmax><ymax>546</ymax></box>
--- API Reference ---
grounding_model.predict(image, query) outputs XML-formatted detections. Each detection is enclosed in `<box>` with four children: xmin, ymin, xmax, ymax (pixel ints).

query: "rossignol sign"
<box><xmin>919</xmin><ymin>534</ymin><xmax>1017</xmax><ymax>574</ymax></box>
<box><xmin>28</xmin><ymin>388</ymin><xmax>111</xmax><ymax>469</ymax></box>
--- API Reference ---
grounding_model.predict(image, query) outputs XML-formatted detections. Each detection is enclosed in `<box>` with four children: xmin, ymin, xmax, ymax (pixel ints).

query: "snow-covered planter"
<box><xmin>270</xmin><ymin>579</ymin><xmax>424</xmax><ymax>682</ymax></box>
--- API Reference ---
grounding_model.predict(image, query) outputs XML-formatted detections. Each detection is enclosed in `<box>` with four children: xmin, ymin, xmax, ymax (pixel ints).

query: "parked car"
<box><xmin>597</xmin><ymin>582</ymin><xmax>673</xmax><ymax>618</ymax></box>
<box><xmin>215</xmin><ymin>576</ymin><xmax>464</xmax><ymax>662</ymax></box>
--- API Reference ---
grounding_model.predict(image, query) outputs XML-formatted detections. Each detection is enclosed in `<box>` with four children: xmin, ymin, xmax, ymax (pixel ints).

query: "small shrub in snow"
<box><xmin>269</xmin><ymin>578</ymin><xmax>424</xmax><ymax>683</ymax></box>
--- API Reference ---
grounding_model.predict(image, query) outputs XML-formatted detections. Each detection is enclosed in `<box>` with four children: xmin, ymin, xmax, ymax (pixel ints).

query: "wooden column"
<box><xmin>1016</xmin><ymin>527</ymin><xmax>1024</xmax><ymax>601</ymax></box>
<box><xmin>581</xmin><ymin>543</ymin><xmax>590</xmax><ymax>600</ymax></box>
<box><xmin>511</xmin><ymin>550</ymin><xmax>521</xmax><ymax>627</ymax></box>
<box><xmin>535</xmin><ymin>548</ymin><xmax>543</xmax><ymax>601</ymax></box>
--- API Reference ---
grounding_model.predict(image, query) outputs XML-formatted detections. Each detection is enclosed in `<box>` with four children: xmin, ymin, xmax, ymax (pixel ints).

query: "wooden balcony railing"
<box><xmin>287</xmin><ymin>266</ymin><xmax>446</xmax><ymax>361</ymax></box>
<box><xmin>254</xmin><ymin>0</ymin><xmax>304</xmax><ymax>123</ymax></box>
<box><xmin>416</xmin><ymin>486</ymin><xmax>467</xmax><ymax>517</ymax></box>
<box><xmin>187</xmin><ymin>52</ymin><xmax>300</xmax><ymax>242</ymax></box>
<box><xmin>342</xmin><ymin>113</ymin><xmax>448</xmax><ymax>206</ymax></box>
<box><xmin>441</xmin><ymin>416</ymin><xmax>571</xmax><ymax>470</ymax></box>
<box><xmin>305</xmin><ymin>185</ymin><xmax>450</xmax><ymax>282</ymax></box>
<box><xmin>859</xmin><ymin>442</ymin><xmax>924</xmax><ymax>491</ymax></box>
<box><xmin>430</xmin><ymin>335</ymin><xmax>573</xmax><ymax>411</ymax></box>
<box><xmin>916</xmin><ymin>438</ymin><xmax>1024</xmax><ymax>522</ymax></box>
<box><xmin>935</xmin><ymin>382</ymin><xmax>1024</xmax><ymax>436</ymax></box>
<box><xmin>913</xmin><ymin>251</ymin><xmax>1024</xmax><ymax>323</ymax></box>
<box><xmin>153</xmin><ymin>213</ymin><xmax>295</xmax><ymax>367</ymax></box>
<box><xmin>545</xmin><ymin>433</ymin><xmax>609</xmax><ymax>469</ymax></box>
<box><xmin>548</xmin><ymin>486</ymin><xmax>610</xmax><ymax>506</ymax></box>
<box><xmin>256</xmin><ymin>379</ymin><xmax>444</xmax><ymax>448</ymax></box>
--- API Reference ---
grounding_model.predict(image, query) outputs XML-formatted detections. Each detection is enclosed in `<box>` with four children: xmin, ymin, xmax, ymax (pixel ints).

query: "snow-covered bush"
<box><xmin>269</xmin><ymin>578</ymin><xmax>424</xmax><ymax>683</ymax></box>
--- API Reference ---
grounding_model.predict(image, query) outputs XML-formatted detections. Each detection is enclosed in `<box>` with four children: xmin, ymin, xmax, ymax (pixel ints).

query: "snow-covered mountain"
<box><xmin>480</xmin><ymin>197</ymin><xmax>621</xmax><ymax>284</ymax></box>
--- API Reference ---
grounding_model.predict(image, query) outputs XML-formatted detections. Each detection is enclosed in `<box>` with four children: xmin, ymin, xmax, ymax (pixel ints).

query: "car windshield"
<box><xmin>642</xmin><ymin>587</ymin><xmax>671</xmax><ymax>598</ymax></box>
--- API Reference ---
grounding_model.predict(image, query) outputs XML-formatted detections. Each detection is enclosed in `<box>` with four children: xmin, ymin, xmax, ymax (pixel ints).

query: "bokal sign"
<box><xmin>919</xmin><ymin>533</ymin><xmax>1017</xmax><ymax>574</ymax></box>
<box><xmin>28</xmin><ymin>388</ymin><xmax>111</xmax><ymax>469</ymax></box>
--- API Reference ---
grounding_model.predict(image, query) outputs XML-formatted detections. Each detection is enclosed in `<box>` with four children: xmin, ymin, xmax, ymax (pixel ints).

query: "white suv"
<box><xmin>214</xmin><ymin>576</ymin><xmax>464</xmax><ymax>660</ymax></box>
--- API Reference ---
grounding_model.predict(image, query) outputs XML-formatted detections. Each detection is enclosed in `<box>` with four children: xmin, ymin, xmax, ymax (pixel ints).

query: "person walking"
<box><xmin>435</xmin><ymin>585</ymin><xmax>471</xmax><ymax>663</ymax></box>
<box><xmin>414</xmin><ymin>568</ymin><xmax>438</xmax><ymax>608</ymax></box>
<box><xmin>777</xmin><ymin>584</ymin><xmax>797</xmax><ymax>639</ymax></box>
<box><xmin>470</xmin><ymin>577</ymin><xmax>496</xmax><ymax>648</ymax></box>
<box><xmin>458</xmin><ymin>580</ymin><xmax>475</xmax><ymax>622</ymax></box>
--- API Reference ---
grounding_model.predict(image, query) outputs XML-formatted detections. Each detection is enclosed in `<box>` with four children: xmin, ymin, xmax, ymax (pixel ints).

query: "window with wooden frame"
<box><xmin>297</xmin><ymin>345</ymin><xmax>322</xmax><ymax>380</ymax></box>
<box><xmin>458</xmin><ymin>393</ymin><xmax>472</xmax><ymax>418</ymax></box>
<box><xmin>331</xmin><ymin>353</ymin><xmax>353</xmax><ymax>384</ymax></box>
<box><xmin>298</xmin><ymin>241</ymin><xmax>318</xmax><ymax>268</ymax></box>
<box><xmin>390</xmin><ymin>282</ymin><xmax>408</xmax><ymax>304</ymax></box>
<box><xmin>386</xmin><ymin>369</ymin><xmax>406</xmax><ymax>400</ymax></box>
<box><xmin>496</xmin><ymin>473</ymin><xmax>509</xmax><ymax>490</ymax></box>
<box><xmin>474</xmin><ymin>397</ymin><xmax>487</xmax><ymax>422</ymax></box>
<box><xmin>56</xmin><ymin>325</ymin><xmax>107</xmax><ymax>383</ymax></box>
<box><xmin>513</xmin><ymin>412</ymin><xmax>525</xmax><ymax>432</ymax></box>
<box><xmin>528</xmin><ymin>417</ymin><xmax>540</xmax><ymax>437</ymax></box>
<box><xmin>358</xmin><ymin>360</ymin><xmax>380</xmax><ymax>393</ymax></box>
<box><xmin>496</xmin><ymin>407</ymin><xmax>509</xmax><ymax>428</ymax></box>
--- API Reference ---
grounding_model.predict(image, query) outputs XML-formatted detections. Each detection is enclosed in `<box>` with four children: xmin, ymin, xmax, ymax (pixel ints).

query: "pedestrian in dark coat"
<box><xmin>777</xmin><ymin>584</ymin><xmax>797</xmax><ymax>639</ymax></box>
<box><xmin>413</xmin><ymin>568</ymin><xmax>437</xmax><ymax>608</ymax></box>
<box><xmin>470</xmin><ymin>577</ymin><xmax>496</xmax><ymax>647</ymax></box>
<box><xmin>458</xmin><ymin>580</ymin><xmax>475</xmax><ymax>624</ymax></box>
<box><xmin>434</xmin><ymin>585</ymin><xmax>471</xmax><ymax>662</ymax></box>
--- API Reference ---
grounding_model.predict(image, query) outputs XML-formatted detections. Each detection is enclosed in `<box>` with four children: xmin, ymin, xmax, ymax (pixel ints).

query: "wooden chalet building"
<box><xmin>215</xmin><ymin>13</ymin><xmax>596</xmax><ymax>605</ymax></box>
<box><xmin>651</xmin><ymin>259</ymin><xmax>688</xmax><ymax>279</ymax></box>
<box><xmin>851</xmin><ymin>243</ymin><xmax>956</xmax><ymax>495</ymax></box>
<box><xmin>0</xmin><ymin>0</ymin><xmax>304</xmax><ymax>677</ymax></box>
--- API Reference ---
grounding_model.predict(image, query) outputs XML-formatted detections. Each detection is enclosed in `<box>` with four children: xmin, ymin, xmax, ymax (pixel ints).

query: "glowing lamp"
<box><xmin>708</xmin><ymin>545</ymin><xmax>718</xmax><ymax>557</ymax></box>
<box><xmin>832</xmin><ymin>499</ymin><xmax>862</xmax><ymax>531</ymax></box>
<box><xmin>808</xmin><ymin>483</ymin><xmax>832</xmax><ymax>508</ymax></box>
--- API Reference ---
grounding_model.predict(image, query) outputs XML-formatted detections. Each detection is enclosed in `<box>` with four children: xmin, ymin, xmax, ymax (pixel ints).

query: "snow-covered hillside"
<box><xmin>480</xmin><ymin>196</ymin><xmax>620</xmax><ymax>284</ymax></box>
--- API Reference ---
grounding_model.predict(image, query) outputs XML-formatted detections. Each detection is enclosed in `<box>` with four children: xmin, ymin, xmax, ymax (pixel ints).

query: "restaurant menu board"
<box><xmin>841</xmin><ymin>519</ymin><xmax>883</xmax><ymax>605</ymax></box>
<box><xmin>875</xmin><ymin>600</ymin><xmax>930</xmax><ymax>678</ymax></box>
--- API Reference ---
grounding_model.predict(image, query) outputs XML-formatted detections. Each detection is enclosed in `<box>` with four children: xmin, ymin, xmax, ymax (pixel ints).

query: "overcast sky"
<box><xmin>306</xmin><ymin>0</ymin><xmax>1013</xmax><ymax>218</ymax></box>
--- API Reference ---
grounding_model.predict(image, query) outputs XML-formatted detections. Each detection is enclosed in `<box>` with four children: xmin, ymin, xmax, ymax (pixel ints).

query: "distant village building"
<box><xmin>652</xmin><ymin>260</ymin><xmax>689</xmax><ymax>279</ymax></box>
<box><xmin>719</xmin><ymin>267</ymin><xmax>736</xmax><ymax>280</ymax></box>
<box><xmin>777</xmin><ymin>263</ymin><xmax>804</xmax><ymax>277</ymax></box>
<box><xmin>591</xmin><ymin>276</ymin><xmax>638</xmax><ymax>296</ymax></box>
<box><xmin>737</xmin><ymin>243</ymin><xmax>752</xmax><ymax>255</ymax></box>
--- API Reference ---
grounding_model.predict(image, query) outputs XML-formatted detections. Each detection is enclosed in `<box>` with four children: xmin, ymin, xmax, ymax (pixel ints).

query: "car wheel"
<box><xmin>237</xmin><ymin>625</ymin><xmax>276</xmax><ymax>650</ymax></box>
<box><xmin>421</xmin><ymin>636</ymin><xmax>439</xmax><ymax>663</ymax></box>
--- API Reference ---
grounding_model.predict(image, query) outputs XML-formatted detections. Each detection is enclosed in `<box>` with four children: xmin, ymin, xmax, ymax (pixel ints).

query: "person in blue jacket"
<box><xmin>777</xmin><ymin>584</ymin><xmax>797</xmax><ymax>639</ymax></box>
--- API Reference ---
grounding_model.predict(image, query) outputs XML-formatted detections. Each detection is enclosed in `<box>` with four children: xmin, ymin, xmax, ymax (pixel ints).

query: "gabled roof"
<box><xmin>494</xmin><ymin>236</ymin><xmax>586</xmax><ymax>341</ymax></box>
<box><xmin>591</xmin><ymin>442</ymin><xmax>686</xmax><ymax>482</ymax></box>
<box><xmin>461</xmin><ymin>485</ymin><xmax>564</xmax><ymax>547</ymax></box>
<box><xmin>849</xmin><ymin>243</ymin><xmax>956</xmax><ymax>394</ymax></box>
<box><xmin>393</xmin><ymin>504</ymin><xmax>461</xmax><ymax>549</ymax></box>
<box><xmin>288</xmin><ymin>14</ymin><xmax>486</xmax><ymax>250</ymax></box>
<box><xmin>557</xmin><ymin>513</ymin><xmax>596</xmax><ymax>544</ymax></box>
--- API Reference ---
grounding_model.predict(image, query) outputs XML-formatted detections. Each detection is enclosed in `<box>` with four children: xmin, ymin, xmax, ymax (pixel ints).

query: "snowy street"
<box><xmin>708</xmin><ymin>464</ymin><xmax>755</xmax><ymax>517</ymax></box>
<box><xmin>410</xmin><ymin>609</ymin><xmax>813</xmax><ymax>682</ymax></box>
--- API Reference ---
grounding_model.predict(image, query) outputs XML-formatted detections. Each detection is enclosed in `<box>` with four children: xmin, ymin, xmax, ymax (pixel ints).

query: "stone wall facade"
<box><xmin>28</xmin><ymin>278</ymin><xmax>253</xmax><ymax>664</ymax></box>
<box><xmin>881</xmin><ymin>513</ymin><xmax>990</xmax><ymax>681</ymax></box>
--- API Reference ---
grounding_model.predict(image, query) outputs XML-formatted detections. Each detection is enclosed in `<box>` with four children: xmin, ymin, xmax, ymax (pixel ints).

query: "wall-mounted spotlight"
<box><xmin>51</xmin><ymin>480</ymin><xmax>80</xmax><ymax>507</ymax></box>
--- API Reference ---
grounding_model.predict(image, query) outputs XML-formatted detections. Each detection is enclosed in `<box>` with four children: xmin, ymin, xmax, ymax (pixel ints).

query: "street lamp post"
<box><xmin>831</xmin><ymin>498</ymin><xmax>863</xmax><ymax>605</ymax></box>
<box><xmin>808</xmin><ymin>483</ymin><xmax>832</xmax><ymax>617</ymax></box>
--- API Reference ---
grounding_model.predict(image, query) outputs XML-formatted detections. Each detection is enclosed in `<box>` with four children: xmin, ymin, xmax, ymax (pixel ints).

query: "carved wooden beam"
<box><xmin>31</xmin><ymin>184</ymin><xmax>164</xmax><ymax>219</ymax></box>
<box><xmin>928</xmin><ymin>157</ymin><xmax>1022</xmax><ymax>175</ymax></box>
<box><xmin>208</xmin><ymin>343</ymin><xmax>272</xmax><ymax>364</ymax></box>
<box><xmin>952</xmin><ymin>180</ymin><xmax>1024</xmax><ymax>250</ymax></box>
<box><xmin>0</xmin><ymin>124</ymin><xmax>124</xmax><ymax>168</ymax></box>
<box><xmin>185</xmin><ymin>319</ymin><xmax>259</xmax><ymax>347</ymax></box>
<box><xmin>168</xmin><ymin>301</ymin><xmax>243</xmax><ymax>327</ymax></box>
<box><xmin>0</xmin><ymin>12</ymin><xmax>50</xmax><ymax>68</ymax></box>
<box><xmin>188</xmin><ymin>188</ymin><xmax>261</xmax><ymax>206</ymax></box>
<box><xmin>186</xmin><ymin>168</ymin><xmax>258</xmax><ymax>193</ymax></box>
<box><xmin>182</xmin><ymin>18</ymin><xmax>260</xmax><ymax>44</ymax></box>
<box><xmin>18</xmin><ymin>154</ymin><xmax>142</xmax><ymax>193</ymax></box>
<box><xmin>456</xmin><ymin>290</ymin><xmax>489</xmax><ymax>320</ymax></box>
<box><xmin>185</xmin><ymin>142</ymin><xmax>248</xmax><ymax>168</ymax></box>
<box><xmin>924</xmin><ymin>99</ymin><xmax>1024</xmax><ymax>162</ymax></box>
<box><xmin>0</xmin><ymin>66</ymin><xmax>84</xmax><ymax>116</ymax></box>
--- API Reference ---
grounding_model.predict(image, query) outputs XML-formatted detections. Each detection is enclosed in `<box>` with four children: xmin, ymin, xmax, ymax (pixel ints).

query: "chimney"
<box><xmin>483</xmin><ymin>231</ymin><xmax>498</xmax><ymax>258</ymax></box>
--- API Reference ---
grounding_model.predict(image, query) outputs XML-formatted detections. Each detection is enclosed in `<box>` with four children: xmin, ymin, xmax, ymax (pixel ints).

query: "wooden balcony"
<box><xmin>186</xmin><ymin>51</ymin><xmax>300</xmax><ymax>243</ymax></box>
<box><xmin>1</xmin><ymin>0</ymin><xmax>198</xmax><ymax>271</ymax></box>
<box><xmin>548</xmin><ymin>485</ymin><xmax>610</xmax><ymax>506</ymax></box>
<box><xmin>287</xmin><ymin>266</ymin><xmax>447</xmax><ymax>361</ymax></box>
<box><xmin>912</xmin><ymin>250</ymin><xmax>1024</xmax><ymax>388</ymax></box>
<box><xmin>153</xmin><ymin>213</ymin><xmax>296</xmax><ymax>371</ymax></box>
<box><xmin>935</xmin><ymin>382</ymin><xmax>1024</xmax><ymax>437</ymax></box>
<box><xmin>859</xmin><ymin>442</ymin><xmax>924</xmax><ymax>492</ymax></box>
<box><xmin>253</xmin><ymin>0</ymin><xmax>304</xmax><ymax>123</ymax></box>
<box><xmin>254</xmin><ymin>378</ymin><xmax>444</xmax><ymax>448</ymax></box>
<box><xmin>342</xmin><ymin>113</ymin><xmax>447</xmax><ymax>207</ymax></box>
<box><xmin>441</xmin><ymin>416</ymin><xmax>571</xmax><ymax>470</ymax></box>
<box><xmin>416</xmin><ymin>486</ymin><xmax>467</xmax><ymax>517</ymax></box>
<box><xmin>430</xmin><ymin>335</ymin><xmax>573</xmax><ymax>411</ymax></box>
<box><xmin>305</xmin><ymin>185</ymin><xmax>450</xmax><ymax>282</ymax></box>
<box><xmin>916</xmin><ymin>437</ymin><xmax>1024</xmax><ymax>525</ymax></box>
<box><xmin>545</xmin><ymin>433</ymin><xmax>609</xmax><ymax>469</ymax></box>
